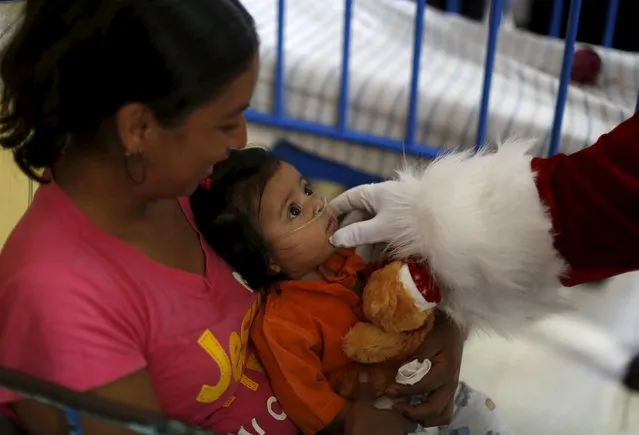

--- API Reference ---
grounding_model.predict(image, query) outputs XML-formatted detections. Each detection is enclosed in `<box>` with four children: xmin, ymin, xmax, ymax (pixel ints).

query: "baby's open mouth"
<box><xmin>326</xmin><ymin>214</ymin><xmax>338</xmax><ymax>234</ymax></box>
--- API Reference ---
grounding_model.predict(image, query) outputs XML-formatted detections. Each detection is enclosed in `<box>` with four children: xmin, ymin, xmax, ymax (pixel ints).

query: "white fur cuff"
<box><xmin>388</xmin><ymin>139</ymin><xmax>567</xmax><ymax>333</ymax></box>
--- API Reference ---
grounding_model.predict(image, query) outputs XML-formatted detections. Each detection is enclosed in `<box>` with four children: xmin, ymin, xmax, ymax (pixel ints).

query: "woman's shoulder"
<box><xmin>3</xmin><ymin>186</ymin><xmax>82</xmax><ymax>275</ymax></box>
<box><xmin>2</xmin><ymin>182</ymin><xmax>96</xmax><ymax>266</ymax></box>
<box><xmin>0</xmin><ymin>184</ymin><xmax>147</xmax><ymax>313</ymax></box>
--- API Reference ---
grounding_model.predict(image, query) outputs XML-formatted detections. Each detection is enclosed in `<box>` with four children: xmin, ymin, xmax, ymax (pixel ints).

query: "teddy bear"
<box><xmin>336</xmin><ymin>259</ymin><xmax>442</xmax><ymax>400</ymax></box>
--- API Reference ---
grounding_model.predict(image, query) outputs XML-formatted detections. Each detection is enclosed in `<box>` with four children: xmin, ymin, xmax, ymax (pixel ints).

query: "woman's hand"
<box><xmin>386</xmin><ymin>311</ymin><xmax>464</xmax><ymax>427</ymax></box>
<box><xmin>344</xmin><ymin>371</ymin><xmax>416</xmax><ymax>435</ymax></box>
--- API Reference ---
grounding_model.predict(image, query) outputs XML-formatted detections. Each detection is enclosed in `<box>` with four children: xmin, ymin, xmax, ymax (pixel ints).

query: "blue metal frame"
<box><xmin>548</xmin><ymin>0</ymin><xmax>582</xmax><ymax>156</ymax></box>
<box><xmin>476</xmin><ymin>0</ymin><xmax>503</xmax><ymax>148</ymax></box>
<box><xmin>271</xmin><ymin>139</ymin><xmax>383</xmax><ymax>187</ymax></box>
<box><xmin>274</xmin><ymin>0</ymin><xmax>286</xmax><ymax>117</ymax></box>
<box><xmin>405</xmin><ymin>0</ymin><xmax>427</xmax><ymax>147</ymax></box>
<box><xmin>0</xmin><ymin>366</ymin><xmax>213</xmax><ymax>434</ymax></box>
<box><xmin>338</xmin><ymin>0</ymin><xmax>354</xmax><ymax>131</ymax></box>
<box><xmin>549</xmin><ymin>0</ymin><xmax>564</xmax><ymax>38</ymax></box>
<box><xmin>246</xmin><ymin>0</ymin><xmax>636</xmax><ymax>159</ymax></box>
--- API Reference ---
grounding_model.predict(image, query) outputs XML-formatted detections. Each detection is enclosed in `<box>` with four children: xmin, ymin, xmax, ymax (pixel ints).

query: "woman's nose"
<box><xmin>229</xmin><ymin>117</ymin><xmax>248</xmax><ymax>150</ymax></box>
<box><xmin>227</xmin><ymin>139</ymin><xmax>246</xmax><ymax>151</ymax></box>
<box><xmin>228</xmin><ymin>140</ymin><xmax>247</xmax><ymax>151</ymax></box>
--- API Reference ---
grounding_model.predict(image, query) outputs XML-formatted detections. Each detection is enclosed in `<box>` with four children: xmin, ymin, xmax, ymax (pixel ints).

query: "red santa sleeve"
<box><xmin>387</xmin><ymin>113</ymin><xmax>639</xmax><ymax>331</ymax></box>
<box><xmin>533</xmin><ymin>113</ymin><xmax>639</xmax><ymax>286</ymax></box>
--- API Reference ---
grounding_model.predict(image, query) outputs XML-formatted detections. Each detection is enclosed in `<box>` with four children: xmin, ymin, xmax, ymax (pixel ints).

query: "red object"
<box><xmin>532</xmin><ymin>113</ymin><xmax>639</xmax><ymax>286</ymax></box>
<box><xmin>571</xmin><ymin>47</ymin><xmax>601</xmax><ymax>85</ymax></box>
<box><xmin>361</xmin><ymin>258</ymin><xmax>441</xmax><ymax>304</ymax></box>
<box><xmin>407</xmin><ymin>262</ymin><xmax>441</xmax><ymax>303</ymax></box>
<box><xmin>199</xmin><ymin>178</ymin><xmax>212</xmax><ymax>190</ymax></box>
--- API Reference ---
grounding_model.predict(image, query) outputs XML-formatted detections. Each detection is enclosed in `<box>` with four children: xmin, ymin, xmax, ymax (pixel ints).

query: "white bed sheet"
<box><xmin>245</xmin><ymin>0</ymin><xmax>638</xmax><ymax>178</ymax></box>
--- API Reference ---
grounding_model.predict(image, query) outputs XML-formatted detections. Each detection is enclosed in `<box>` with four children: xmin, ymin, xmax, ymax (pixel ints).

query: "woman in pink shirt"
<box><xmin>0</xmin><ymin>1</ymin><xmax>463</xmax><ymax>434</ymax></box>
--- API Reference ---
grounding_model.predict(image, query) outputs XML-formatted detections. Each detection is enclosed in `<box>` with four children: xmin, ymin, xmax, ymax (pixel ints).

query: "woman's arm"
<box><xmin>14</xmin><ymin>370</ymin><xmax>161</xmax><ymax>435</ymax></box>
<box><xmin>0</xmin><ymin>267</ymin><xmax>154</xmax><ymax>435</ymax></box>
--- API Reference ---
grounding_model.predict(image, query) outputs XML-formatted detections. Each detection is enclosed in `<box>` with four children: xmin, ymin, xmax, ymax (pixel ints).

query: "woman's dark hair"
<box><xmin>0</xmin><ymin>0</ymin><xmax>259</xmax><ymax>182</ymax></box>
<box><xmin>191</xmin><ymin>148</ymin><xmax>288</xmax><ymax>292</ymax></box>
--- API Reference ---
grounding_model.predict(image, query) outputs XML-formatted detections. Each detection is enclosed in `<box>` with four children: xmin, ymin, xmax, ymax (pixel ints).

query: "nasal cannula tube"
<box><xmin>289</xmin><ymin>195</ymin><xmax>328</xmax><ymax>234</ymax></box>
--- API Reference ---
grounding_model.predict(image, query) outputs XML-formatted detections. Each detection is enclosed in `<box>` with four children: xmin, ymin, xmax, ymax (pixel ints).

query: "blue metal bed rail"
<box><xmin>0</xmin><ymin>367</ymin><xmax>213</xmax><ymax>435</ymax></box>
<box><xmin>245</xmin><ymin>0</ymin><xmax>636</xmax><ymax>158</ymax></box>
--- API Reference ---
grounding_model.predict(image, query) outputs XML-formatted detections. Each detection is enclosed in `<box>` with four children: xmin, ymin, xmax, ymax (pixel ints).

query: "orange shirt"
<box><xmin>250</xmin><ymin>249</ymin><xmax>366</xmax><ymax>435</ymax></box>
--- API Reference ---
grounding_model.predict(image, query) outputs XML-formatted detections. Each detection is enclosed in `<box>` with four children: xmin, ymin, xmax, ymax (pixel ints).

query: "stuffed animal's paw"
<box><xmin>343</xmin><ymin>322</ymin><xmax>405</xmax><ymax>363</ymax></box>
<box><xmin>343</xmin><ymin>322</ymin><xmax>427</xmax><ymax>364</ymax></box>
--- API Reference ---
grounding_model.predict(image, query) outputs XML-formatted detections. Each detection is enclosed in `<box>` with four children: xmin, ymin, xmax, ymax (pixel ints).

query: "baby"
<box><xmin>191</xmin><ymin>147</ymin><xmax>511</xmax><ymax>435</ymax></box>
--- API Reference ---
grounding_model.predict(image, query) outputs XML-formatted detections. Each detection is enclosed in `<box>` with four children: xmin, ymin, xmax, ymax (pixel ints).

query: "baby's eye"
<box><xmin>303</xmin><ymin>185</ymin><xmax>314</xmax><ymax>196</ymax></box>
<box><xmin>288</xmin><ymin>204</ymin><xmax>302</xmax><ymax>219</ymax></box>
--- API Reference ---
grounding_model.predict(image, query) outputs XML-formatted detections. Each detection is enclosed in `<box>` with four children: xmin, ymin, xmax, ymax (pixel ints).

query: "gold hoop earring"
<box><xmin>124</xmin><ymin>151</ymin><xmax>147</xmax><ymax>185</ymax></box>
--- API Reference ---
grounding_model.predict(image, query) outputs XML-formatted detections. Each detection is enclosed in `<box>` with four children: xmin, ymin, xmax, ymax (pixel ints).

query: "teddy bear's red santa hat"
<box><xmin>398</xmin><ymin>262</ymin><xmax>441</xmax><ymax>310</ymax></box>
<box><xmin>364</xmin><ymin>259</ymin><xmax>441</xmax><ymax>310</ymax></box>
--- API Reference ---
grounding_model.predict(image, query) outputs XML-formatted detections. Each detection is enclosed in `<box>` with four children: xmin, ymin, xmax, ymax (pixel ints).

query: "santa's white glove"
<box><xmin>337</xmin><ymin>210</ymin><xmax>388</xmax><ymax>262</ymax></box>
<box><xmin>329</xmin><ymin>181</ymin><xmax>405</xmax><ymax>248</ymax></box>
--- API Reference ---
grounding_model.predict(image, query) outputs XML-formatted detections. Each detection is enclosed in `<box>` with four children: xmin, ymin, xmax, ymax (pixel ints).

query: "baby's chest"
<box><xmin>305</xmin><ymin>294</ymin><xmax>364</xmax><ymax>369</ymax></box>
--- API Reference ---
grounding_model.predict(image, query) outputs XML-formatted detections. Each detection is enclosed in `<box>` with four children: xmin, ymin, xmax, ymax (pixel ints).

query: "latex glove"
<box><xmin>339</xmin><ymin>210</ymin><xmax>385</xmax><ymax>262</ymax></box>
<box><xmin>339</xmin><ymin>209</ymin><xmax>371</xmax><ymax>228</ymax></box>
<box><xmin>330</xmin><ymin>181</ymin><xmax>404</xmax><ymax>248</ymax></box>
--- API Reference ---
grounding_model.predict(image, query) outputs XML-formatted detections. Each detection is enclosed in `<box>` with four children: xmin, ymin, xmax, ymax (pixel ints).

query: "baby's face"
<box><xmin>259</xmin><ymin>162</ymin><xmax>339</xmax><ymax>279</ymax></box>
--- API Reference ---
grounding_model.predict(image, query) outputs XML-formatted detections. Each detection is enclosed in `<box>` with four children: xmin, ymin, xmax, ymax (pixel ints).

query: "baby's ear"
<box><xmin>268</xmin><ymin>262</ymin><xmax>282</xmax><ymax>275</ymax></box>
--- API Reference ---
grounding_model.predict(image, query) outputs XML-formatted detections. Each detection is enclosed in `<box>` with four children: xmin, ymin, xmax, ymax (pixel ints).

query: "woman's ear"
<box><xmin>115</xmin><ymin>102</ymin><xmax>157</xmax><ymax>155</ymax></box>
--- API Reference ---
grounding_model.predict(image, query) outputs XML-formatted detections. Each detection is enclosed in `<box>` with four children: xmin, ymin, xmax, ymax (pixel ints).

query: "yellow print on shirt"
<box><xmin>196</xmin><ymin>298</ymin><xmax>260</xmax><ymax>403</ymax></box>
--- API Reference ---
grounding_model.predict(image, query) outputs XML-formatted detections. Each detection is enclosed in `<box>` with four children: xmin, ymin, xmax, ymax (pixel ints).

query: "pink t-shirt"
<box><xmin>0</xmin><ymin>181</ymin><xmax>298</xmax><ymax>435</ymax></box>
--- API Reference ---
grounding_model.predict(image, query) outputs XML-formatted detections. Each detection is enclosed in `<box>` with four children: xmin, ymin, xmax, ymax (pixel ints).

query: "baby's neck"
<box><xmin>296</xmin><ymin>247</ymin><xmax>339</xmax><ymax>282</ymax></box>
<box><xmin>299</xmin><ymin>268</ymin><xmax>327</xmax><ymax>282</ymax></box>
<box><xmin>299</xmin><ymin>265</ymin><xmax>364</xmax><ymax>296</ymax></box>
